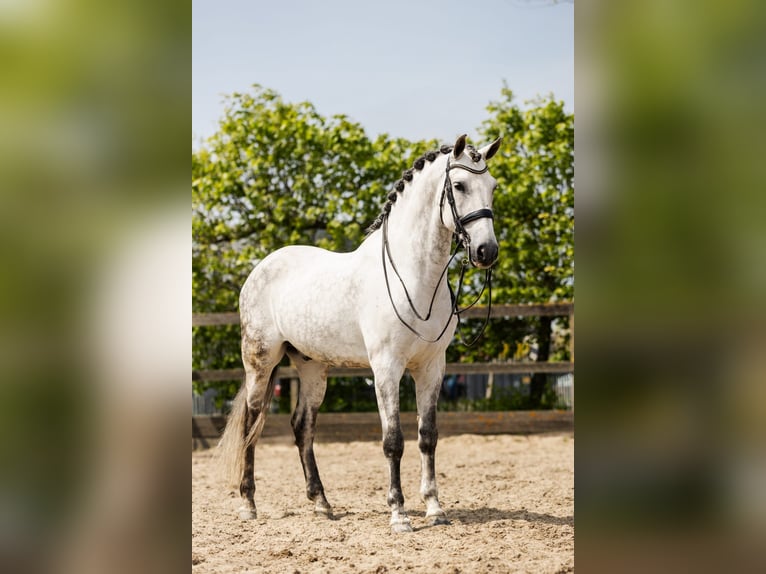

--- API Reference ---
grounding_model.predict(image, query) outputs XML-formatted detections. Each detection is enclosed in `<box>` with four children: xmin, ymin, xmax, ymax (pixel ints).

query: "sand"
<box><xmin>192</xmin><ymin>433</ymin><xmax>573</xmax><ymax>573</ymax></box>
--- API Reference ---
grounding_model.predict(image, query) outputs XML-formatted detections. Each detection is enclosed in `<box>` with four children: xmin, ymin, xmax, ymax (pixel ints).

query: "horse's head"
<box><xmin>442</xmin><ymin>134</ymin><xmax>502</xmax><ymax>269</ymax></box>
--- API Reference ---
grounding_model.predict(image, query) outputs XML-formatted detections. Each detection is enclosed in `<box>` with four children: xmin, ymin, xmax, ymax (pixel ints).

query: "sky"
<box><xmin>193</xmin><ymin>0</ymin><xmax>573</xmax><ymax>146</ymax></box>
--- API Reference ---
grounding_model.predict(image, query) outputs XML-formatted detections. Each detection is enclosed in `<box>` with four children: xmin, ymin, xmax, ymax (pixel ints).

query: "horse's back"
<box><xmin>241</xmin><ymin>244</ymin><xmax>362</xmax><ymax>299</ymax></box>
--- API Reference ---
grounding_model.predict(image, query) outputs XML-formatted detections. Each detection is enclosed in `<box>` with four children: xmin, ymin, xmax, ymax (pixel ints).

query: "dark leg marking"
<box><xmin>418</xmin><ymin>406</ymin><xmax>439</xmax><ymax>501</ymax></box>
<box><xmin>292</xmin><ymin>404</ymin><xmax>332</xmax><ymax>516</ymax></box>
<box><xmin>383</xmin><ymin>425</ymin><xmax>405</xmax><ymax>508</ymax></box>
<box><xmin>238</xmin><ymin>405</ymin><xmax>258</xmax><ymax>518</ymax></box>
<box><xmin>418</xmin><ymin>406</ymin><xmax>439</xmax><ymax>452</ymax></box>
<box><xmin>418</xmin><ymin>404</ymin><xmax>449</xmax><ymax>525</ymax></box>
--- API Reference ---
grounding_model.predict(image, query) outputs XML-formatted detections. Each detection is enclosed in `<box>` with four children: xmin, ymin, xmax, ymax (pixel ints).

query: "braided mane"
<box><xmin>366</xmin><ymin>144</ymin><xmax>483</xmax><ymax>234</ymax></box>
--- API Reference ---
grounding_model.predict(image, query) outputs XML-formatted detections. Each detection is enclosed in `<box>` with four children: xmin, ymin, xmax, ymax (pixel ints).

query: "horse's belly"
<box><xmin>280</xmin><ymin>312</ymin><xmax>370</xmax><ymax>367</ymax></box>
<box><xmin>268</xmin><ymin>272</ymin><xmax>370</xmax><ymax>367</ymax></box>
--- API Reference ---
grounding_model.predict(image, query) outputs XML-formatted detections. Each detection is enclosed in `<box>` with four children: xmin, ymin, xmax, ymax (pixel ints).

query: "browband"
<box><xmin>449</xmin><ymin>162</ymin><xmax>488</xmax><ymax>175</ymax></box>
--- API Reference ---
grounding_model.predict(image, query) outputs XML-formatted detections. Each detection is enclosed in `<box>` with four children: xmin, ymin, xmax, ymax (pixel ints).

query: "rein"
<box><xmin>381</xmin><ymin>156</ymin><xmax>494</xmax><ymax>345</ymax></box>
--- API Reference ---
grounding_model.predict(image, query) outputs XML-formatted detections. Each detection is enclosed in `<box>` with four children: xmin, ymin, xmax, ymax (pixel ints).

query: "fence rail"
<box><xmin>193</xmin><ymin>361</ymin><xmax>574</xmax><ymax>383</ymax></box>
<box><xmin>192</xmin><ymin>303</ymin><xmax>574</xmax><ymax>381</ymax></box>
<box><xmin>193</xmin><ymin>411</ymin><xmax>574</xmax><ymax>447</ymax></box>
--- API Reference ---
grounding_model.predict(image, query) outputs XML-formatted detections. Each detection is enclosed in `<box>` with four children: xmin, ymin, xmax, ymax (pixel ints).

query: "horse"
<box><xmin>218</xmin><ymin>133</ymin><xmax>502</xmax><ymax>533</ymax></box>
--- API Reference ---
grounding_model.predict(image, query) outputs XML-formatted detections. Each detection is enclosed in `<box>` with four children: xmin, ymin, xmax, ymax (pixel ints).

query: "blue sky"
<box><xmin>193</xmin><ymin>0</ymin><xmax>573</xmax><ymax>145</ymax></box>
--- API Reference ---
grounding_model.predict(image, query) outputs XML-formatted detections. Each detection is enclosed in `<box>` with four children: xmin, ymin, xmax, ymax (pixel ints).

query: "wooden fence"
<box><xmin>192</xmin><ymin>303</ymin><xmax>574</xmax><ymax>383</ymax></box>
<box><xmin>193</xmin><ymin>410</ymin><xmax>574</xmax><ymax>448</ymax></box>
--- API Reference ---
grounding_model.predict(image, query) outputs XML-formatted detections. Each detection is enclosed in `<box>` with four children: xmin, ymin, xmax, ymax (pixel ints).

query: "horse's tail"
<box><xmin>217</xmin><ymin>370</ymin><xmax>277</xmax><ymax>486</ymax></box>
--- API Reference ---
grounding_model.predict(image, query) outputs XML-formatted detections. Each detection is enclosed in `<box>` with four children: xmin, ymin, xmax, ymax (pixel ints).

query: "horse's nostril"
<box><xmin>475</xmin><ymin>243</ymin><xmax>498</xmax><ymax>265</ymax></box>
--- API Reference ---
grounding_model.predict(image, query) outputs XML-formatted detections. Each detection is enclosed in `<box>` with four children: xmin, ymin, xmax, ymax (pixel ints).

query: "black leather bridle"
<box><xmin>381</xmin><ymin>156</ymin><xmax>495</xmax><ymax>344</ymax></box>
<box><xmin>439</xmin><ymin>156</ymin><xmax>495</xmax><ymax>250</ymax></box>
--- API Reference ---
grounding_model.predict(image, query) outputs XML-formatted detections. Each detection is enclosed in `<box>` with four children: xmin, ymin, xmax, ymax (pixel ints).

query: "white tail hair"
<box><xmin>217</xmin><ymin>371</ymin><xmax>276</xmax><ymax>486</ymax></box>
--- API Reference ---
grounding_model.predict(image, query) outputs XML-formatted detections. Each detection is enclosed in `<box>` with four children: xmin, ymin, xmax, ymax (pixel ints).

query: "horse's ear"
<box><xmin>453</xmin><ymin>134</ymin><xmax>467</xmax><ymax>160</ymax></box>
<box><xmin>479</xmin><ymin>137</ymin><xmax>503</xmax><ymax>161</ymax></box>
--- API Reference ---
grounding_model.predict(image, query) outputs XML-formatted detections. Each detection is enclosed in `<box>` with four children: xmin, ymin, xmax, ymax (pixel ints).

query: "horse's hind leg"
<box><xmin>286</xmin><ymin>349</ymin><xmax>333</xmax><ymax>517</ymax></box>
<box><xmin>411</xmin><ymin>360</ymin><xmax>450</xmax><ymax>526</ymax></box>
<box><xmin>237</xmin><ymin>397</ymin><xmax>259</xmax><ymax>520</ymax></box>
<box><xmin>231</xmin><ymin>336</ymin><xmax>284</xmax><ymax>520</ymax></box>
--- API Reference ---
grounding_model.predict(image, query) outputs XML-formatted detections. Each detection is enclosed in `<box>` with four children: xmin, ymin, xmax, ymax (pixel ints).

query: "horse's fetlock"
<box><xmin>239</xmin><ymin>478</ymin><xmax>255</xmax><ymax>499</ymax></box>
<box><xmin>306</xmin><ymin>482</ymin><xmax>324</xmax><ymax>502</ymax></box>
<box><xmin>421</xmin><ymin>486</ymin><xmax>438</xmax><ymax>501</ymax></box>
<box><xmin>387</xmin><ymin>489</ymin><xmax>405</xmax><ymax>508</ymax></box>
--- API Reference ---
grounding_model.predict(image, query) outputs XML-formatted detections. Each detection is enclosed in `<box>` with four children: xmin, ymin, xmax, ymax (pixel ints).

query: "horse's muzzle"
<box><xmin>472</xmin><ymin>242</ymin><xmax>498</xmax><ymax>269</ymax></box>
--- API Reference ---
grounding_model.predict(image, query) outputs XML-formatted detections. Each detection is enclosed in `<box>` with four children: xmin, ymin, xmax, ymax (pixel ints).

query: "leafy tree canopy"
<box><xmin>481</xmin><ymin>84</ymin><xmax>574</xmax><ymax>305</ymax></box>
<box><xmin>459</xmin><ymin>85</ymin><xmax>574</xmax><ymax>366</ymax></box>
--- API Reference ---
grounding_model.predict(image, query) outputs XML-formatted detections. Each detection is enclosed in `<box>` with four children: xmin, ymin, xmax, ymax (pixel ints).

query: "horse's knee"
<box><xmin>383</xmin><ymin>427</ymin><xmax>404</xmax><ymax>460</ymax></box>
<box><xmin>418</xmin><ymin>424</ymin><xmax>438</xmax><ymax>454</ymax></box>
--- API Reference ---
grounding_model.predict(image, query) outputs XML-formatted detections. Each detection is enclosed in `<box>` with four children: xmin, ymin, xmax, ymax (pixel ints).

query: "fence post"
<box><xmin>569</xmin><ymin>310</ymin><xmax>574</xmax><ymax>410</ymax></box>
<box><xmin>569</xmin><ymin>311</ymin><xmax>574</xmax><ymax>362</ymax></box>
<box><xmin>485</xmin><ymin>371</ymin><xmax>494</xmax><ymax>400</ymax></box>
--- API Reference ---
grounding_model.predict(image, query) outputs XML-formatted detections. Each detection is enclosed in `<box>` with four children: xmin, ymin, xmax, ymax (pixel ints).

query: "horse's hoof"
<box><xmin>314</xmin><ymin>506</ymin><xmax>334</xmax><ymax>520</ymax></box>
<box><xmin>428</xmin><ymin>514</ymin><xmax>451</xmax><ymax>526</ymax></box>
<box><xmin>238</xmin><ymin>507</ymin><xmax>257</xmax><ymax>520</ymax></box>
<box><xmin>390</xmin><ymin>520</ymin><xmax>413</xmax><ymax>534</ymax></box>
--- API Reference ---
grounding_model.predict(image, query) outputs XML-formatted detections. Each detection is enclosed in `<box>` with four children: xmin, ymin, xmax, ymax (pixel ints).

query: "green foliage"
<box><xmin>192</xmin><ymin>84</ymin><xmax>574</xmax><ymax>410</ymax></box>
<box><xmin>438</xmin><ymin>386</ymin><xmax>529</xmax><ymax>412</ymax></box>
<box><xmin>319</xmin><ymin>378</ymin><xmax>377</xmax><ymax>413</ymax></box>
<box><xmin>449</xmin><ymin>86</ymin><xmax>574</xmax><ymax>366</ymax></box>
<box><xmin>481</xmin><ymin>85</ymin><xmax>574</xmax><ymax>304</ymax></box>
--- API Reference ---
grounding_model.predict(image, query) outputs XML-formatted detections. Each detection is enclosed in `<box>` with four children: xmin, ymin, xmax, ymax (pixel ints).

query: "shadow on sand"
<box><xmin>440</xmin><ymin>507</ymin><xmax>573</xmax><ymax>527</ymax></box>
<box><xmin>296</xmin><ymin>507</ymin><xmax>572</xmax><ymax>531</ymax></box>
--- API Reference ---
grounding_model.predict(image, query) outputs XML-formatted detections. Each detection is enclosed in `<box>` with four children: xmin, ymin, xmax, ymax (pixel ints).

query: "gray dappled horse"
<box><xmin>218</xmin><ymin>134</ymin><xmax>501</xmax><ymax>532</ymax></box>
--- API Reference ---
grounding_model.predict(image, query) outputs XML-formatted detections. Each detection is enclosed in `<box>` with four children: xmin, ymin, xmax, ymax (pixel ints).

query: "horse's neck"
<box><xmin>385</xmin><ymin>180</ymin><xmax>453</xmax><ymax>301</ymax></box>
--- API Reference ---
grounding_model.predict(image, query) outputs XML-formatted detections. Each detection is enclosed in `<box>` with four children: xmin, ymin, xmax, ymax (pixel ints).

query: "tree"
<box><xmin>474</xmin><ymin>86</ymin><xmax>574</xmax><ymax>407</ymax></box>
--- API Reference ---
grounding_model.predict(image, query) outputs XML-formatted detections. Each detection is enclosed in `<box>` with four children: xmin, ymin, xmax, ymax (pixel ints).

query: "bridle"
<box><xmin>439</xmin><ymin>156</ymin><xmax>494</xmax><ymax>249</ymax></box>
<box><xmin>381</xmin><ymin>155</ymin><xmax>495</xmax><ymax>345</ymax></box>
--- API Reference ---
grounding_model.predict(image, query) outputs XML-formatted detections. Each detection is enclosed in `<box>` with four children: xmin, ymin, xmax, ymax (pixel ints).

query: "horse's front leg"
<box><xmin>412</xmin><ymin>361</ymin><xmax>450</xmax><ymax>526</ymax></box>
<box><xmin>371</xmin><ymin>360</ymin><xmax>412</xmax><ymax>533</ymax></box>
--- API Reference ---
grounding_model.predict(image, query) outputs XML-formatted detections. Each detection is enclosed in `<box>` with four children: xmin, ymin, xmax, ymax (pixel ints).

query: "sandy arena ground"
<box><xmin>192</xmin><ymin>433</ymin><xmax>573</xmax><ymax>573</ymax></box>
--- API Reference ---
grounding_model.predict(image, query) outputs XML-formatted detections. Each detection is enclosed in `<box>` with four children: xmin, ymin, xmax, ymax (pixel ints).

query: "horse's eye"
<box><xmin>454</xmin><ymin>182</ymin><xmax>465</xmax><ymax>192</ymax></box>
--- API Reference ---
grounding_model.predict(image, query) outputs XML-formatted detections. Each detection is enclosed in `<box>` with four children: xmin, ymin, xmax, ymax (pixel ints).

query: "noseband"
<box><xmin>381</xmin><ymin>155</ymin><xmax>495</xmax><ymax>345</ymax></box>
